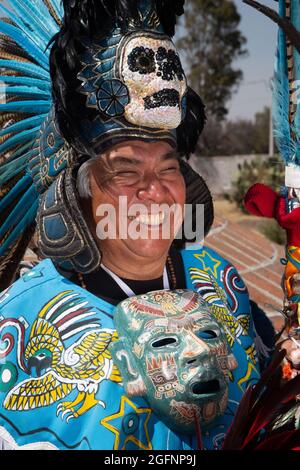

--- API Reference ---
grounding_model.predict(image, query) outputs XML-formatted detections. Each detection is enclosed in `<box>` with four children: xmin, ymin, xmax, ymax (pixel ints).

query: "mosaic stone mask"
<box><xmin>110</xmin><ymin>289</ymin><xmax>238</xmax><ymax>435</ymax></box>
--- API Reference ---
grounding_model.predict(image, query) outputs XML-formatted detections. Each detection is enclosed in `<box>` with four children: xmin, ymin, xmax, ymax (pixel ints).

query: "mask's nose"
<box><xmin>181</xmin><ymin>332</ymin><xmax>211</xmax><ymax>367</ymax></box>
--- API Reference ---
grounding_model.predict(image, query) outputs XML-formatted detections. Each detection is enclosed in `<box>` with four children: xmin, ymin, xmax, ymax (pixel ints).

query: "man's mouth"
<box><xmin>191</xmin><ymin>379</ymin><xmax>221</xmax><ymax>396</ymax></box>
<box><xmin>128</xmin><ymin>212</ymin><xmax>165</xmax><ymax>226</ymax></box>
<box><xmin>144</xmin><ymin>89</ymin><xmax>180</xmax><ymax>109</ymax></box>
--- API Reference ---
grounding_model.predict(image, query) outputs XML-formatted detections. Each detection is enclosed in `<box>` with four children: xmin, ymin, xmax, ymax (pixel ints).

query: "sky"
<box><xmin>228</xmin><ymin>0</ymin><xmax>278</xmax><ymax>121</ymax></box>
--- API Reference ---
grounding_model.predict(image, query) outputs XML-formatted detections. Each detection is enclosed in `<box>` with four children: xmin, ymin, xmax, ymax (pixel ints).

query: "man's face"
<box><xmin>89</xmin><ymin>140</ymin><xmax>186</xmax><ymax>262</ymax></box>
<box><xmin>112</xmin><ymin>290</ymin><xmax>237</xmax><ymax>434</ymax></box>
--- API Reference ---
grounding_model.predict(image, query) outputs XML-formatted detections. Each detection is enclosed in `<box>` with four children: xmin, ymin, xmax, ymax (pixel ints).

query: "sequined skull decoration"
<box><xmin>77</xmin><ymin>13</ymin><xmax>188</xmax><ymax>153</ymax></box>
<box><xmin>110</xmin><ymin>290</ymin><xmax>238</xmax><ymax>435</ymax></box>
<box><xmin>118</xmin><ymin>31</ymin><xmax>187</xmax><ymax>129</ymax></box>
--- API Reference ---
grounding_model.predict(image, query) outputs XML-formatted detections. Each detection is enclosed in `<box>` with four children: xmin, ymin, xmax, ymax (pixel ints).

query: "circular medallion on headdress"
<box><xmin>97</xmin><ymin>79</ymin><xmax>130</xmax><ymax>118</ymax></box>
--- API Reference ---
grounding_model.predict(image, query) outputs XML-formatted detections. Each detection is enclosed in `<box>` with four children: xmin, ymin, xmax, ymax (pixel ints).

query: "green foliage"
<box><xmin>229</xmin><ymin>155</ymin><xmax>285</xmax><ymax>212</ymax></box>
<box><xmin>177</xmin><ymin>0</ymin><xmax>247</xmax><ymax>120</ymax></box>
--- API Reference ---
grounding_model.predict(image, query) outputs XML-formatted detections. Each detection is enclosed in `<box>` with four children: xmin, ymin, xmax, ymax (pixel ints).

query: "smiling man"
<box><xmin>0</xmin><ymin>0</ymin><xmax>274</xmax><ymax>451</ymax></box>
<box><xmin>83</xmin><ymin>140</ymin><xmax>186</xmax><ymax>281</ymax></box>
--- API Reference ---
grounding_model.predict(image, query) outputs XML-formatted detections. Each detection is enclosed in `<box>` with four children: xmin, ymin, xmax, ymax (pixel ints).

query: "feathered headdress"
<box><xmin>0</xmin><ymin>0</ymin><xmax>208</xmax><ymax>288</ymax></box>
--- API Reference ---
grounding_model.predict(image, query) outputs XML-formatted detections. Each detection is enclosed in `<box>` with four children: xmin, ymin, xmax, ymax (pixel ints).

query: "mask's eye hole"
<box><xmin>151</xmin><ymin>337</ymin><xmax>177</xmax><ymax>348</ymax></box>
<box><xmin>197</xmin><ymin>330</ymin><xmax>218</xmax><ymax>340</ymax></box>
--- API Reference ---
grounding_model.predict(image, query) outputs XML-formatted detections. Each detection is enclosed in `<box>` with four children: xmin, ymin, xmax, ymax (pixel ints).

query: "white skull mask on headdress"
<box><xmin>118</xmin><ymin>32</ymin><xmax>187</xmax><ymax>129</ymax></box>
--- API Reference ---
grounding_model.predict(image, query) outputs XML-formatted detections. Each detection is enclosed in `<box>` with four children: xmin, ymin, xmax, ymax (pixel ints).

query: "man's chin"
<box><xmin>125</xmin><ymin>238</ymin><xmax>173</xmax><ymax>259</ymax></box>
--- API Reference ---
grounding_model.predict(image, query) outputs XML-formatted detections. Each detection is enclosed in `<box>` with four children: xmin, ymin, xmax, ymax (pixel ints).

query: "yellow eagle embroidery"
<box><xmin>4</xmin><ymin>291</ymin><xmax>121</xmax><ymax>422</ymax></box>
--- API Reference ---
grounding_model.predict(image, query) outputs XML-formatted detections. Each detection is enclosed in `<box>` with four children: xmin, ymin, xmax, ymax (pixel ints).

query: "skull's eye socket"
<box><xmin>197</xmin><ymin>330</ymin><xmax>218</xmax><ymax>340</ymax></box>
<box><xmin>128</xmin><ymin>47</ymin><xmax>156</xmax><ymax>74</ymax></box>
<box><xmin>151</xmin><ymin>337</ymin><xmax>178</xmax><ymax>348</ymax></box>
<box><xmin>139</xmin><ymin>56</ymin><xmax>151</xmax><ymax>68</ymax></box>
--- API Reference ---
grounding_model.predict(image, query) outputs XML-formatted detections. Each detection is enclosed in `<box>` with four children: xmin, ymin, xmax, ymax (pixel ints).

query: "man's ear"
<box><xmin>109</xmin><ymin>338</ymin><xmax>147</xmax><ymax>397</ymax></box>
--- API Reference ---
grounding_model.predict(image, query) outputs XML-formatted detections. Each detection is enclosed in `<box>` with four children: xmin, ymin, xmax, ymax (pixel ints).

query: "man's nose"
<box><xmin>137</xmin><ymin>174</ymin><xmax>168</xmax><ymax>202</ymax></box>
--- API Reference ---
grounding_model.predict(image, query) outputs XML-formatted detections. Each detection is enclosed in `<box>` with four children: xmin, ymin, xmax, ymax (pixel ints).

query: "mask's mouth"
<box><xmin>144</xmin><ymin>89</ymin><xmax>180</xmax><ymax>110</ymax></box>
<box><xmin>191</xmin><ymin>379</ymin><xmax>221</xmax><ymax>396</ymax></box>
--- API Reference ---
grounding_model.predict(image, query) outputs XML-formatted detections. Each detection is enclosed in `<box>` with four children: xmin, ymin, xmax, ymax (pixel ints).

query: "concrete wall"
<box><xmin>189</xmin><ymin>153</ymin><xmax>270</xmax><ymax>197</ymax></box>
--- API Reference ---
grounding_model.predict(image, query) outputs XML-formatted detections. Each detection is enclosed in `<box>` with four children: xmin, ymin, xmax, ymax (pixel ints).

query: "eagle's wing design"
<box><xmin>3</xmin><ymin>370</ymin><xmax>74</xmax><ymax>411</ymax></box>
<box><xmin>71</xmin><ymin>330</ymin><xmax>117</xmax><ymax>369</ymax></box>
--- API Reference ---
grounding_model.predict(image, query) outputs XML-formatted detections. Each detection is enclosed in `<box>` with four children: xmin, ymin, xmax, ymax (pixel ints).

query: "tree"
<box><xmin>252</xmin><ymin>106</ymin><xmax>270</xmax><ymax>154</ymax></box>
<box><xmin>196</xmin><ymin>106</ymin><xmax>271</xmax><ymax>157</ymax></box>
<box><xmin>178</xmin><ymin>0</ymin><xmax>247</xmax><ymax>121</ymax></box>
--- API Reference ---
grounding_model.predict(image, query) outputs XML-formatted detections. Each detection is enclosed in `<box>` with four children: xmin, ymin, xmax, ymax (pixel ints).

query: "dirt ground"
<box><xmin>213</xmin><ymin>198</ymin><xmax>269</xmax><ymax>229</ymax></box>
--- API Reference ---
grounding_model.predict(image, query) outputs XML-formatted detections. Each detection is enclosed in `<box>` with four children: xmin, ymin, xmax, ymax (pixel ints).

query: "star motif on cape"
<box><xmin>100</xmin><ymin>396</ymin><xmax>152</xmax><ymax>450</ymax></box>
<box><xmin>194</xmin><ymin>251</ymin><xmax>221</xmax><ymax>278</ymax></box>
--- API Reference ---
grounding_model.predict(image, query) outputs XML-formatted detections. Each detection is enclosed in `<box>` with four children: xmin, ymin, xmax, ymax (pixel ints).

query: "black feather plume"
<box><xmin>59</xmin><ymin>0</ymin><xmax>185</xmax><ymax>39</ymax></box>
<box><xmin>62</xmin><ymin>0</ymin><xmax>139</xmax><ymax>36</ymax></box>
<box><xmin>177</xmin><ymin>87</ymin><xmax>206</xmax><ymax>158</ymax></box>
<box><xmin>155</xmin><ymin>0</ymin><xmax>185</xmax><ymax>37</ymax></box>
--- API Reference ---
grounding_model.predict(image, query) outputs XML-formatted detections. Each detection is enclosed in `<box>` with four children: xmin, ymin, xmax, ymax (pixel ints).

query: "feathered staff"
<box><xmin>222</xmin><ymin>349</ymin><xmax>300</xmax><ymax>450</ymax></box>
<box><xmin>243</xmin><ymin>0</ymin><xmax>300</xmax><ymax>372</ymax></box>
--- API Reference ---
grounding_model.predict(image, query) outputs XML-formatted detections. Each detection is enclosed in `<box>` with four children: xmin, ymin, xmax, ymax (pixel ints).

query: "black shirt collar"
<box><xmin>58</xmin><ymin>247</ymin><xmax>186</xmax><ymax>305</ymax></box>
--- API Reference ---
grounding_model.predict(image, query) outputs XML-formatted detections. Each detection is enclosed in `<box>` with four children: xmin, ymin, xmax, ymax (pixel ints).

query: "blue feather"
<box><xmin>0</xmin><ymin>86</ymin><xmax>49</xmax><ymax>99</ymax></box>
<box><xmin>0</xmin><ymin>3</ymin><xmax>48</xmax><ymax>52</ymax></box>
<box><xmin>0</xmin><ymin>185</ymin><xmax>38</xmax><ymax>238</ymax></box>
<box><xmin>0</xmin><ymin>20</ymin><xmax>49</xmax><ymax>69</ymax></box>
<box><xmin>0</xmin><ymin>174</ymin><xmax>32</xmax><ymax>212</ymax></box>
<box><xmin>0</xmin><ymin>60</ymin><xmax>49</xmax><ymax>80</ymax></box>
<box><xmin>0</xmin><ymin>155</ymin><xmax>32</xmax><ymax>183</ymax></box>
<box><xmin>4</xmin><ymin>1</ymin><xmax>49</xmax><ymax>47</ymax></box>
<box><xmin>50</xmin><ymin>0</ymin><xmax>64</xmax><ymax>18</ymax></box>
<box><xmin>0</xmin><ymin>126</ymin><xmax>41</xmax><ymax>154</ymax></box>
<box><xmin>0</xmin><ymin>115</ymin><xmax>47</xmax><ymax>137</ymax></box>
<box><xmin>273</xmin><ymin>0</ymin><xmax>300</xmax><ymax>166</ymax></box>
<box><xmin>30</xmin><ymin>0</ymin><xmax>61</xmax><ymax>25</ymax></box>
<box><xmin>0</xmin><ymin>101</ymin><xmax>50</xmax><ymax>114</ymax></box>
<box><xmin>0</xmin><ymin>161</ymin><xmax>29</xmax><ymax>181</ymax></box>
<box><xmin>0</xmin><ymin>0</ymin><xmax>64</xmax><ymax>263</ymax></box>
<box><xmin>0</xmin><ymin>199</ymin><xmax>39</xmax><ymax>257</ymax></box>
<box><xmin>9</xmin><ymin>0</ymin><xmax>59</xmax><ymax>41</ymax></box>
<box><xmin>0</xmin><ymin>142</ymin><xmax>34</xmax><ymax>166</ymax></box>
<box><xmin>0</xmin><ymin>4</ymin><xmax>32</xmax><ymax>40</ymax></box>
<box><xmin>0</xmin><ymin>76</ymin><xmax>51</xmax><ymax>92</ymax></box>
<box><xmin>290</xmin><ymin>0</ymin><xmax>300</xmax><ymax>146</ymax></box>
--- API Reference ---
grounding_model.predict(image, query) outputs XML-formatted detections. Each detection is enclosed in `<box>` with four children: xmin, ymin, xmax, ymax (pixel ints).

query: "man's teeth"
<box><xmin>130</xmin><ymin>213</ymin><xmax>165</xmax><ymax>226</ymax></box>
